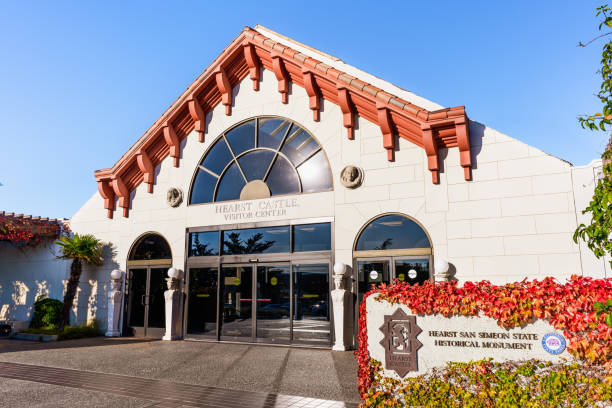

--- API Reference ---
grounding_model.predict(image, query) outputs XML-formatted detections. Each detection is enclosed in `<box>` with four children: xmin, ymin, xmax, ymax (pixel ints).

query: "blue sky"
<box><xmin>0</xmin><ymin>1</ymin><xmax>609</xmax><ymax>219</ymax></box>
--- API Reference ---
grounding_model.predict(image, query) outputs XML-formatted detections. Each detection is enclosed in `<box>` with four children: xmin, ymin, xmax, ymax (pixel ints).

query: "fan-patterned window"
<box><xmin>190</xmin><ymin>117</ymin><xmax>333</xmax><ymax>204</ymax></box>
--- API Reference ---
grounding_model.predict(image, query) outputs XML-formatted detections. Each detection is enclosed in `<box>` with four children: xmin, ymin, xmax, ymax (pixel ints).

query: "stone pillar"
<box><xmin>105</xmin><ymin>269</ymin><xmax>123</xmax><ymax>337</ymax></box>
<box><xmin>162</xmin><ymin>268</ymin><xmax>181</xmax><ymax>341</ymax></box>
<box><xmin>331</xmin><ymin>263</ymin><xmax>348</xmax><ymax>351</ymax></box>
<box><xmin>434</xmin><ymin>258</ymin><xmax>451</xmax><ymax>282</ymax></box>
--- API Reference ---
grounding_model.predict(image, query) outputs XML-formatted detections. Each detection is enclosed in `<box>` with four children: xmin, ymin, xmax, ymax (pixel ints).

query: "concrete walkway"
<box><xmin>0</xmin><ymin>338</ymin><xmax>360</xmax><ymax>406</ymax></box>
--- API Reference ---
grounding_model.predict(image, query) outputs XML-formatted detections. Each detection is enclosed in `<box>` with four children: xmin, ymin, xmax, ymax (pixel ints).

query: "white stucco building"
<box><xmin>4</xmin><ymin>26</ymin><xmax>607</xmax><ymax>346</ymax></box>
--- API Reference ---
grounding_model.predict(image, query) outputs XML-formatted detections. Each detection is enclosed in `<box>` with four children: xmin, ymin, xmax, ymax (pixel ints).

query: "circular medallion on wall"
<box><xmin>340</xmin><ymin>165</ymin><xmax>363</xmax><ymax>189</ymax></box>
<box><xmin>166</xmin><ymin>187</ymin><xmax>183</xmax><ymax>208</ymax></box>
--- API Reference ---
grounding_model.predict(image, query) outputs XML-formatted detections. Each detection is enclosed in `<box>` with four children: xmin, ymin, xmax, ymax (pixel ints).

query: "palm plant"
<box><xmin>56</xmin><ymin>234</ymin><xmax>103</xmax><ymax>331</ymax></box>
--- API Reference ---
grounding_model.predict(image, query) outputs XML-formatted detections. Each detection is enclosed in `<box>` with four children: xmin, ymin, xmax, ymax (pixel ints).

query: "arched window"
<box><xmin>128</xmin><ymin>233</ymin><xmax>172</xmax><ymax>261</ymax></box>
<box><xmin>190</xmin><ymin>117</ymin><xmax>333</xmax><ymax>204</ymax></box>
<box><xmin>354</xmin><ymin>214</ymin><xmax>432</xmax><ymax>306</ymax></box>
<box><xmin>355</xmin><ymin>214</ymin><xmax>431</xmax><ymax>251</ymax></box>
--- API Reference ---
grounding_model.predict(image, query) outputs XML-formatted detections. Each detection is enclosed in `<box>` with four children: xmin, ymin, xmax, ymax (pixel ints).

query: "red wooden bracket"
<box><xmin>455</xmin><ymin>116</ymin><xmax>472</xmax><ymax>180</ymax></box>
<box><xmin>163</xmin><ymin>124</ymin><xmax>180</xmax><ymax>167</ymax></box>
<box><xmin>215</xmin><ymin>67</ymin><xmax>232</xmax><ymax>115</ymax></box>
<box><xmin>421</xmin><ymin>124</ymin><xmax>440</xmax><ymax>184</ymax></box>
<box><xmin>302</xmin><ymin>69</ymin><xmax>320</xmax><ymax>121</ymax></box>
<box><xmin>336</xmin><ymin>85</ymin><xmax>354</xmax><ymax>139</ymax></box>
<box><xmin>243</xmin><ymin>42</ymin><xmax>260</xmax><ymax>91</ymax></box>
<box><xmin>271</xmin><ymin>52</ymin><xmax>289</xmax><ymax>104</ymax></box>
<box><xmin>111</xmin><ymin>175</ymin><xmax>130</xmax><ymax>218</ymax></box>
<box><xmin>376</xmin><ymin>103</ymin><xmax>395</xmax><ymax>161</ymax></box>
<box><xmin>187</xmin><ymin>94</ymin><xmax>206</xmax><ymax>142</ymax></box>
<box><xmin>136</xmin><ymin>150</ymin><xmax>155</xmax><ymax>193</ymax></box>
<box><xmin>97</xmin><ymin>179</ymin><xmax>115</xmax><ymax>219</ymax></box>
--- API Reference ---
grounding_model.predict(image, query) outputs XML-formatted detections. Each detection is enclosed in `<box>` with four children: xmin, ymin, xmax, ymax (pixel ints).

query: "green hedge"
<box><xmin>363</xmin><ymin>359</ymin><xmax>611</xmax><ymax>407</ymax></box>
<box><xmin>29</xmin><ymin>296</ymin><xmax>62</xmax><ymax>329</ymax></box>
<box><xmin>22</xmin><ymin>321</ymin><xmax>103</xmax><ymax>340</ymax></box>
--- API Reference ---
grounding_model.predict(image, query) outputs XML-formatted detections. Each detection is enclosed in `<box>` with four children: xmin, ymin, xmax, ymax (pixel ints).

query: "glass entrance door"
<box><xmin>357</xmin><ymin>259</ymin><xmax>391</xmax><ymax>304</ymax></box>
<box><xmin>219</xmin><ymin>263</ymin><xmax>291</xmax><ymax>343</ymax></box>
<box><xmin>256</xmin><ymin>265</ymin><xmax>290</xmax><ymax>343</ymax></box>
<box><xmin>220</xmin><ymin>265</ymin><xmax>253</xmax><ymax>340</ymax></box>
<box><xmin>356</xmin><ymin>257</ymin><xmax>431</xmax><ymax>303</ymax></box>
<box><xmin>127</xmin><ymin>267</ymin><xmax>168</xmax><ymax>338</ymax></box>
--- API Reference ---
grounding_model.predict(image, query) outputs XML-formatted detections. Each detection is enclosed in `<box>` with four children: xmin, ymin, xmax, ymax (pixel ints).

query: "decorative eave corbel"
<box><xmin>336</xmin><ymin>85</ymin><xmax>355</xmax><ymax>139</ymax></box>
<box><xmin>271</xmin><ymin>51</ymin><xmax>289</xmax><ymax>104</ymax></box>
<box><xmin>163</xmin><ymin>123</ymin><xmax>180</xmax><ymax>167</ymax></box>
<box><xmin>136</xmin><ymin>150</ymin><xmax>155</xmax><ymax>193</ymax></box>
<box><xmin>302</xmin><ymin>69</ymin><xmax>321</xmax><ymax>121</ymax></box>
<box><xmin>214</xmin><ymin>67</ymin><xmax>232</xmax><ymax>115</ymax></box>
<box><xmin>376</xmin><ymin>103</ymin><xmax>395</xmax><ymax>161</ymax></box>
<box><xmin>187</xmin><ymin>93</ymin><xmax>206</xmax><ymax>143</ymax></box>
<box><xmin>421</xmin><ymin>124</ymin><xmax>440</xmax><ymax>184</ymax></box>
<box><xmin>454</xmin><ymin>115</ymin><xmax>472</xmax><ymax>180</ymax></box>
<box><xmin>97</xmin><ymin>179</ymin><xmax>115</xmax><ymax>219</ymax></box>
<box><xmin>243</xmin><ymin>42</ymin><xmax>260</xmax><ymax>91</ymax></box>
<box><xmin>111</xmin><ymin>175</ymin><xmax>130</xmax><ymax>218</ymax></box>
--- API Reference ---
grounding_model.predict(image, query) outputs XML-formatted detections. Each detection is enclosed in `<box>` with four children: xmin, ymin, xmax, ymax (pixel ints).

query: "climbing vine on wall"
<box><xmin>0</xmin><ymin>215</ymin><xmax>64</xmax><ymax>246</ymax></box>
<box><xmin>356</xmin><ymin>276</ymin><xmax>612</xmax><ymax>402</ymax></box>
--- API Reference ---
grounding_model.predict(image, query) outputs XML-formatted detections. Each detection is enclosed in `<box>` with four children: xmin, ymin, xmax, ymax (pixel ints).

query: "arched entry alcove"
<box><xmin>353</xmin><ymin>213</ymin><xmax>432</xmax><ymax>302</ymax></box>
<box><xmin>125</xmin><ymin>233</ymin><xmax>172</xmax><ymax>338</ymax></box>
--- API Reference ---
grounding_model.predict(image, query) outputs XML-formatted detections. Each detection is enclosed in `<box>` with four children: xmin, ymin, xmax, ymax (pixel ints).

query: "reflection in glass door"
<box><xmin>256</xmin><ymin>265</ymin><xmax>290</xmax><ymax>343</ymax></box>
<box><xmin>187</xmin><ymin>267</ymin><xmax>218</xmax><ymax>337</ymax></box>
<box><xmin>127</xmin><ymin>267</ymin><xmax>168</xmax><ymax>338</ymax></box>
<box><xmin>293</xmin><ymin>264</ymin><xmax>330</xmax><ymax>345</ymax></box>
<box><xmin>394</xmin><ymin>258</ymin><xmax>430</xmax><ymax>285</ymax></box>
<box><xmin>220</xmin><ymin>266</ymin><xmax>253</xmax><ymax>340</ymax></box>
<box><xmin>147</xmin><ymin>268</ymin><xmax>167</xmax><ymax>336</ymax></box>
<box><xmin>128</xmin><ymin>268</ymin><xmax>147</xmax><ymax>335</ymax></box>
<box><xmin>356</xmin><ymin>257</ymin><xmax>431</xmax><ymax>302</ymax></box>
<box><xmin>357</xmin><ymin>260</ymin><xmax>391</xmax><ymax>304</ymax></box>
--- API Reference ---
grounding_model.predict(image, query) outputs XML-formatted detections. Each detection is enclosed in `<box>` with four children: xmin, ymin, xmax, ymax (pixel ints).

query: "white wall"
<box><xmin>68</xmin><ymin>66</ymin><xmax>607</xmax><ymax>333</ymax></box>
<box><xmin>0</xmin><ymin>239</ymin><xmax>116</xmax><ymax>330</ymax></box>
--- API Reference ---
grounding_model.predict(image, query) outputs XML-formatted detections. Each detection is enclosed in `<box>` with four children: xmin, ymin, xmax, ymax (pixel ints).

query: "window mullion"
<box><xmin>223</xmin><ymin>134</ymin><xmax>248</xmax><ymax>183</ymax></box>
<box><xmin>263</xmin><ymin>123</ymin><xmax>293</xmax><ymax>182</ymax></box>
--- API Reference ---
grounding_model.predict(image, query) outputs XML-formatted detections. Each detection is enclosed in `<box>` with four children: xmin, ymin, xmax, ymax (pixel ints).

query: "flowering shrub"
<box><xmin>355</xmin><ymin>276</ymin><xmax>612</xmax><ymax>403</ymax></box>
<box><xmin>0</xmin><ymin>215</ymin><xmax>64</xmax><ymax>246</ymax></box>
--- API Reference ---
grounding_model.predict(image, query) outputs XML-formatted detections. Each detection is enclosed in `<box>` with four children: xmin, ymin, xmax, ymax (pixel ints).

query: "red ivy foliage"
<box><xmin>355</xmin><ymin>276</ymin><xmax>612</xmax><ymax>399</ymax></box>
<box><xmin>0</xmin><ymin>215</ymin><xmax>64</xmax><ymax>246</ymax></box>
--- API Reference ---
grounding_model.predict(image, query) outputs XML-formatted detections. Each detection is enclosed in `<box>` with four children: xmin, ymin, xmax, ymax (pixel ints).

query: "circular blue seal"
<box><xmin>541</xmin><ymin>333</ymin><xmax>566</xmax><ymax>355</ymax></box>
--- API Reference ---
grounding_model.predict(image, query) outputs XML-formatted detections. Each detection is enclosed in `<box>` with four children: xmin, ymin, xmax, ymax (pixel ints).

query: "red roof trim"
<box><xmin>94</xmin><ymin>27</ymin><xmax>472</xmax><ymax>218</ymax></box>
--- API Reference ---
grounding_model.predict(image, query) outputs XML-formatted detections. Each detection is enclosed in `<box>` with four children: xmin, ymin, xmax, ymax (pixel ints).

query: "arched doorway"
<box><xmin>353</xmin><ymin>213</ymin><xmax>432</xmax><ymax>304</ymax></box>
<box><xmin>126</xmin><ymin>233</ymin><xmax>172</xmax><ymax>337</ymax></box>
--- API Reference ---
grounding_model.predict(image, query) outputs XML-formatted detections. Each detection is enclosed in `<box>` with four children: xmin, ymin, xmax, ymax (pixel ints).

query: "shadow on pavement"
<box><xmin>0</xmin><ymin>336</ymin><xmax>156</xmax><ymax>354</ymax></box>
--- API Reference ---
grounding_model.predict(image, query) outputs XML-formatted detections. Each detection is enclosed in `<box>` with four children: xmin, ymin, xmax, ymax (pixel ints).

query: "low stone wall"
<box><xmin>366</xmin><ymin>296</ymin><xmax>570</xmax><ymax>378</ymax></box>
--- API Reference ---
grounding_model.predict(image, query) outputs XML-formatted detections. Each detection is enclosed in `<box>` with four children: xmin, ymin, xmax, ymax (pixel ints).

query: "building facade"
<box><xmin>68</xmin><ymin>26</ymin><xmax>609</xmax><ymax>346</ymax></box>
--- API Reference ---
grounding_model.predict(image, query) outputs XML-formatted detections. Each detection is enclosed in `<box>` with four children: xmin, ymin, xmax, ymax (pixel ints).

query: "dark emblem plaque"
<box><xmin>379</xmin><ymin>309</ymin><xmax>423</xmax><ymax>377</ymax></box>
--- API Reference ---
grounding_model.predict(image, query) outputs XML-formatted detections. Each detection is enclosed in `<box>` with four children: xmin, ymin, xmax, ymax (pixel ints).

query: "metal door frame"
<box><xmin>352</xmin><ymin>255</ymin><xmax>433</xmax><ymax>348</ymax></box>
<box><xmin>219</xmin><ymin>262</ymin><xmax>292</xmax><ymax>343</ymax></box>
<box><xmin>126</xmin><ymin>265</ymin><xmax>170</xmax><ymax>338</ymax></box>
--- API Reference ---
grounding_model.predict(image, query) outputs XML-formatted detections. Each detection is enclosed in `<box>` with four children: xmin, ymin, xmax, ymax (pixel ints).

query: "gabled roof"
<box><xmin>95</xmin><ymin>26</ymin><xmax>472</xmax><ymax>218</ymax></box>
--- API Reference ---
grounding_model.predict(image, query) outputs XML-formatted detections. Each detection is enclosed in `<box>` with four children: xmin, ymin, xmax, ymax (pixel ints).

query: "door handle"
<box><xmin>141</xmin><ymin>295</ymin><xmax>146</xmax><ymax>306</ymax></box>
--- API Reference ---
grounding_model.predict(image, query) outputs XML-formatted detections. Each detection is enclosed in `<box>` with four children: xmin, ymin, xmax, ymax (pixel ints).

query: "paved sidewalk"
<box><xmin>0</xmin><ymin>338</ymin><xmax>360</xmax><ymax>406</ymax></box>
<box><xmin>0</xmin><ymin>361</ymin><xmax>359</xmax><ymax>408</ymax></box>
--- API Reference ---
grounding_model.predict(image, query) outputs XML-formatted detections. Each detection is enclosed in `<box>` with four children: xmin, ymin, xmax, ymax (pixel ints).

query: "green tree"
<box><xmin>574</xmin><ymin>5</ymin><xmax>612</xmax><ymax>270</ymax></box>
<box><xmin>56</xmin><ymin>234</ymin><xmax>103</xmax><ymax>331</ymax></box>
<box><xmin>223</xmin><ymin>232</ymin><xmax>274</xmax><ymax>254</ymax></box>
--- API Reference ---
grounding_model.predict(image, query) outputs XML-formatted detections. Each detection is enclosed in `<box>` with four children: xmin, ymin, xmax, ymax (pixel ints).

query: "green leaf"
<box><xmin>606</xmin><ymin>313</ymin><xmax>612</xmax><ymax>327</ymax></box>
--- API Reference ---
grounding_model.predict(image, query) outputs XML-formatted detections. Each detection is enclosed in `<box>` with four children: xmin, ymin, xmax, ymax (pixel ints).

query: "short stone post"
<box><xmin>331</xmin><ymin>262</ymin><xmax>348</xmax><ymax>351</ymax></box>
<box><xmin>163</xmin><ymin>267</ymin><xmax>181</xmax><ymax>341</ymax></box>
<box><xmin>434</xmin><ymin>258</ymin><xmax>451</xmax><ymax>282</ymax></box>
<box><xmin>105</xmin><ymin>269</ymin><xmax>123</xmax><ymax>337</ymax></box>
